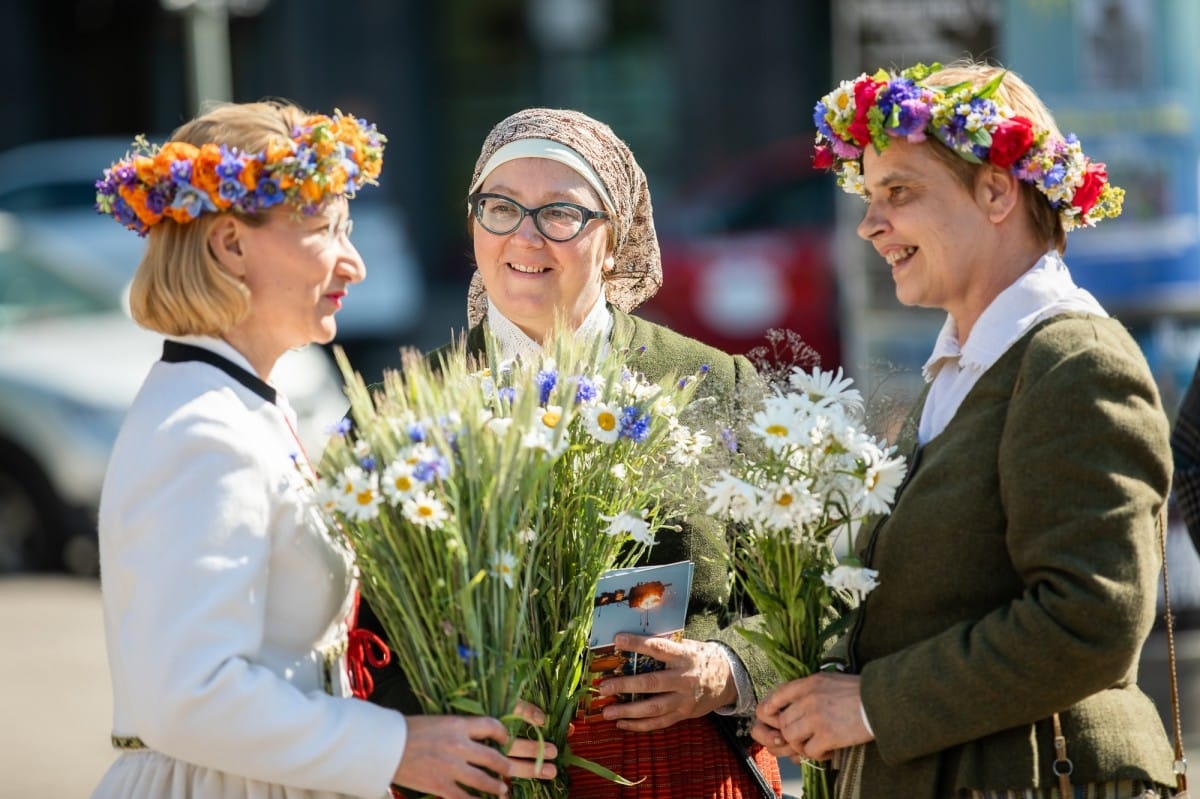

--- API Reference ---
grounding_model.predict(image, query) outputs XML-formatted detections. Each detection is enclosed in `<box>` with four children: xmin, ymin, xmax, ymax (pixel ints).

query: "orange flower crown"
<box><xmin>95</xmin><ymin>111</ymin><xmax>385</xmax><ymax>235</ymax></box>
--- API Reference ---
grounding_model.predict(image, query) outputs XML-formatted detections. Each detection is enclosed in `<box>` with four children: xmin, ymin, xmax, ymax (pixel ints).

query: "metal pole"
<box><xmin>162</xmin><ymin>0</ymin><xmax>234</xmax><ymax>115</ymax></box>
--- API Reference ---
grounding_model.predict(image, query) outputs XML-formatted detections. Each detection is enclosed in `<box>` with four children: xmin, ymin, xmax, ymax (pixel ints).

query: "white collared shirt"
<box><xmin>918</xmin><ymin>251</ymin><xmax>1108</xmax><ymax>445</ymax></box>
<box><xmin>486</xmin><ymin>294</ymin><xmax>614</xmax><ymax>360</ymax></box>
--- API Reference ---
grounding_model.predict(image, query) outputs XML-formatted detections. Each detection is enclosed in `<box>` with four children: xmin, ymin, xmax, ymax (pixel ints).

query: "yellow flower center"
<box><xmin>597</xmin><ymin>411</ymin><xmax>617</xmax><ymax>431</ymax></box>
<box><xmin>766</xmin><ymin>424</ymin><xmax>789</xmax><ymax>437</ymax></box>
<box><xmin>541</xmin><ymin>410</ymin><xmax>562</xmax><ymax>428</ymax></box>
<box><xmin>393</xmin><ymin>475</ymin><xmax>413</xmax><ymax>492</ymax></box>
<box><xmin>776</xmin><ymin>492</ymin><xmax>794</xmax><ymax>507</ymax></box>
<box><xmin>417</xmin><ymin>504</ymin><xmax>435</xmax><ymax>518</ymax></box>
<box><xmin>355</xmin><ymin>489</ymin><xmax>375</xmax><ymax>506</ymax></box>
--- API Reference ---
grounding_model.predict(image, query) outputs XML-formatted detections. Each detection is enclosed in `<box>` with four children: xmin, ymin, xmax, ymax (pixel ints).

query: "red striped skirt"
<box><xmin>565</xmin><ymin>715</ymin><xmax>783</xmax><ymax>798</ymax></box>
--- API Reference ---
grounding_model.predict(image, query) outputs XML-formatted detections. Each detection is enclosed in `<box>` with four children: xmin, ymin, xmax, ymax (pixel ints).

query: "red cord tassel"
<box><xmin>346</xmin><ymin>591</ymin><xmax>390</xmax><ymax>700</ymax></box>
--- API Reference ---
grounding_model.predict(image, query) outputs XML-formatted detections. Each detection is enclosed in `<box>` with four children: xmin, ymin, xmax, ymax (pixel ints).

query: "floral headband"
<box><xmin>95</xmin><ymin>110</ymin><xmax>386</xmax><ymax>235</ymax></box>
<box><xmin>812</xmin><ymin>63</ymin><xmax>1123</xmax><ymax>232</ymax></box>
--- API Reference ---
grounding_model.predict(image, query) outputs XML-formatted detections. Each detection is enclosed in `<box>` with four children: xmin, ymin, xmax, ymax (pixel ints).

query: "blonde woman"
<box><xmin>91</xmin><ymin>100</ymin><xmax>555</xmax><ymax>799</ymax></box>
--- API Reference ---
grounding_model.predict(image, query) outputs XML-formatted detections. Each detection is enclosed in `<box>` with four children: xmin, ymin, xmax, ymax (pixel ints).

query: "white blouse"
<box><xmin>93</xmin><ymin>337</ymin><xmax>405</xmax><ymax>799</ymax></box>
<box><xmin>919</xmin><ymin>251</ymin><xmax>1108</xmax><ymax>444</ymax></box>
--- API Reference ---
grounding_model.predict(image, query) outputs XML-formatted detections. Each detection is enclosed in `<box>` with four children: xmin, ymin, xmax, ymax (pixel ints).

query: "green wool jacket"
<box><xmin>359</xmin><ymin>308</ymin><xmax>780</xmax><ymax>729</ymax></box>
<box><xmin>840</xmin><ymin>313</ymin><xmax>1176</xmax><ymax>797</ymax></box>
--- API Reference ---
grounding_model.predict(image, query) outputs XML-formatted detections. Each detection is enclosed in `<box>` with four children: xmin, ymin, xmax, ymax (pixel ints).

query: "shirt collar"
<box><xmin>486</xmin><ymin>294</ymin><xmax>613</xmax><ymax>361</ymax></box>
<box><xmin>922</xmin><ymin>250</ymin><xmax>1107</xmax><ymax>382</ymax></box>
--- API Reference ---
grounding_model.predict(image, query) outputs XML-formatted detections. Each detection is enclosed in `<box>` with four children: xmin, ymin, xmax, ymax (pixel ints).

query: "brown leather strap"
<box><xmin>1158</xmin><ymin>506</ymin><xmax>1189</xmax><ymax>793</ymax></box>
<box><xmin>1051</xmin><ymin>712</ymin><xmax>1073</xmax><ymax>798</ymax></box>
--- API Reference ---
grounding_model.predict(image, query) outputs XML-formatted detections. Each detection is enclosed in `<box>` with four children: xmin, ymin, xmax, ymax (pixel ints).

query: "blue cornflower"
<box><xmin>536</xmin><ymin>369</ymin><xmax>558</xmax><ymax>405</ymax></box>
<box><xmin>407</xmin><ymin>422</ymin><xmax>427</xmax><ymax>443</ymax></box>
<box><xmin>574</xmin><ymin>375</ymin><xmax>599</xmax><ymax>404</ymax></box>
<box><xmin>359</xmin><ymin>455</ymin><xmax>376</xmax><ymax>472</ymax></box>
<box><xmin>618</xmin><ymin>406</ymin><xmax>651</xmax><ymax>443</ymax></box>
<box><xmin>497</xmin><ymin>386</ymin><xmax>517</xmax><ymax>404</ymax></box>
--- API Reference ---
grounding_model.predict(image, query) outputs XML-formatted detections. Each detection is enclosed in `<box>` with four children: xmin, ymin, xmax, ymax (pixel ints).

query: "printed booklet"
<box><xmin>577</xmin><ymin>559</ymin><xmax>694</xmax><ymax>720</ymax></box>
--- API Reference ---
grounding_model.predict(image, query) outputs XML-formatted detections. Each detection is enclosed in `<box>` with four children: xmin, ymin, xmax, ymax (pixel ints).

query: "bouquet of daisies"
<box><xmin>703</xmin><ymin>359</ymin><xmax>907</xmax><ymax>799</ymax></box>
<box><xmin>315</xmin><ymin>332</ymin><xmax>713</xmax><ymax>798</ymax></box>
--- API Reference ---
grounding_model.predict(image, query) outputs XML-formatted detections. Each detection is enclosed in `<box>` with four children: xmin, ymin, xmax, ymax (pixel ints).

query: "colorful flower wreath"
<box><xmin>812</xmin><ymin>63</ymin><xmax>1123</xmax><ymax>232</ymax></box>
<box><xmin>95</xmin><ymin>110</ymin><xmax>386</xmax><ymax>235</ymax></box>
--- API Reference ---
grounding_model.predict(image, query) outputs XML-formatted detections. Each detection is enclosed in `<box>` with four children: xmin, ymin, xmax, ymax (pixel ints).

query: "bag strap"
<box><xmin>1158</xmin><ymin>506</ymin><xmax>1189</xmax><ymax>794</ymax></box>
<box><xmin>713</xmin><ymin>716</ymin><xmax>777</xmax><ymax>799</ymax></box>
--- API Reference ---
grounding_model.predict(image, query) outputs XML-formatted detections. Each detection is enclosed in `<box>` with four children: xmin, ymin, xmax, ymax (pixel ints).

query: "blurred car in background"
<box><xmin>637</xmin><ymin>135</ymin><xmax>842</xmax><ymax>368</ymax></box>
<box><xmin>0</xmin><ymin>136</ymin><xmax>426</xmax><ymax>356</ymax></box>
<box><xmin>0</xmin><ymin>213</ymin><xmax>348</xmax><ymax>575</ymax></box>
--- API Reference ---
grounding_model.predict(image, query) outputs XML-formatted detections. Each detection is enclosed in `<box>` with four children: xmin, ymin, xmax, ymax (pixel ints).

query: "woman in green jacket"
<box><xmin>358</xmin><ymin>107</ymin><xmax>783</xmax><ymax>798</ymax></box>
<box><xmin>751</xmin><ymin>61</ymin><xmax>1178</xmax><ymax>797</ymax></box>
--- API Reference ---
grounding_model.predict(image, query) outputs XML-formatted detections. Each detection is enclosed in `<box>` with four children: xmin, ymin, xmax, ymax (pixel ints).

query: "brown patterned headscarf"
<box><xmin>466</xmin><ymin>108</ymin><xmax>663</xmax><ymax>326</ymax></box>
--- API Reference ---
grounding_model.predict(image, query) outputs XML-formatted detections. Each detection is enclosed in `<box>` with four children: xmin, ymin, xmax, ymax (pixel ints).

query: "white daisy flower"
<box><xmin>485</xmin><ymin>416</ymin><xmax>514</xmax><ymax>437</ymax></box>
<box><xmin>788</xmin><ymin>366</ymin><xmax>863</xmax><ymax>414</ymax></box>
<box><xmin>583</xmin><ymin>402</ymin><xmax>622</xmax><ymax>444</ymax></box>
<box><xmin>858</xmin><ymin>448</ymin><xmax>908</xmax><ymax>516</ymax></box>
<box><xmin>822</xmin><ymin>564</ymin><xmax>880</xmax><ymax>599</ymax></box>
<box><xmin>702</xmin><ymin>471</ymin><xmax>760</xmax><ymax>523</ymax></box>
<box><xmin>380</xmin><ymin>460</ymin><xmax>420</xmax><ymax>503</ymax></box>
<box><xmin>402</xmin><ymin>490</ymin><xmax>450</xmax><ymax>529</ymax></box>
<box><xmin>748</xmin><ymin>395</ymin><xmax>807</xmax><ymax>451</ymax></box>
<box><xmin>600</xmin><ymin>509</ymin><xmax>655</xmax><ymax>547</ymax></box>
<box><xmin>336</xmin><ymin>466</ymin><xmax>381</xmax><ymax>522</ymax></box>
<box><xmin>491</xmin><ymin>550</ymin><xmax>518</xmax><ymax>589</ymax></box>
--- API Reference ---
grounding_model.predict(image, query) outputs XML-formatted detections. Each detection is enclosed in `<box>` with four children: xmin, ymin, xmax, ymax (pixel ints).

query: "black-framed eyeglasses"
<box><xmin>468</xmin><ymin>192</ymin><xmax>608</xmax><ymax>242</ymax></box>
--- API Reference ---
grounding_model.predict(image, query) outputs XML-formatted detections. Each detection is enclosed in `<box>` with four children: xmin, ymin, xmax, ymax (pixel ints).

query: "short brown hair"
<box><xmin>921</xmin><ymin>61</ymin><xmax>1067</xmax><ymax>254</ymax></box>
<box><xmin>128</xmin><ymin>100</ymin><xmax>312</xmax><ymax>336</ymax></box>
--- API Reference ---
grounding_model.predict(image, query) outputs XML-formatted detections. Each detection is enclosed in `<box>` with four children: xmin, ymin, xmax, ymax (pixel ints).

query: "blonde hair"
<box><xmin>922</xmin><ymin>61</ymin><xmax>1067</xmax><ymax>253</ymax></box>
<box><xmin>128</xmin><ymin>100</ymin><xmax>311</xmax><ymax>336</ymax></box>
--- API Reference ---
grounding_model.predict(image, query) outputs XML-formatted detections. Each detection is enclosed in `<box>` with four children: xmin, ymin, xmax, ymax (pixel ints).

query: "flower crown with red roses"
<box><xmin>812</xmin><ymin>63</ymin><xmax>1123</xmax><ymax>232</ymax></box>
<box><xmin>95</xmin><ymin>110</ymin><xmax>386</xmax><ymax>236</ymax></box>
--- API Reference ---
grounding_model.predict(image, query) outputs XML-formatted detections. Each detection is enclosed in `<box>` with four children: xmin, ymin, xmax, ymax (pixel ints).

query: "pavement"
<box><xmin>0</xmin><ymin>576</ymin><xmax>114</xmax><ymax>799</ymax></box>
<box><xmin>2</xmin><ymin>575</ymin><xmax>1194</xmax><ymax>799</ymax></box>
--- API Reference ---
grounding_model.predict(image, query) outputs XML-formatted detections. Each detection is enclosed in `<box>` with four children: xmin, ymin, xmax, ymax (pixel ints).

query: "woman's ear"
<box><xmin>208</xmin><ymin>216</ymin><xmax>246</xmax><ymax>277</ymax></box>
<box><xmin>977</xmin><ymin>165</ymin><xmax>1021</xmax><ymax>224</ymax></box>
<box><xmin>601</xmin><ymin>251</ymin><xmax>616</xmax><ymax>276</ymax></box>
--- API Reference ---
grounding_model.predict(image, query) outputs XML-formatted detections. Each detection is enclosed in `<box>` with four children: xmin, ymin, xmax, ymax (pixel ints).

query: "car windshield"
<box><xmin>0</xmin><ymin>244</ymin><xmax>119</xmax><ymax>328</ymax></box>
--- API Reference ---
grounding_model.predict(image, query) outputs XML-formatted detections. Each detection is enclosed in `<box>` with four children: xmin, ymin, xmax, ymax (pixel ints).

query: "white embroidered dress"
<box><xmin>92</xmin><ymin>337</ymin><xmax>405</xmax><ymax>799</ymax></box>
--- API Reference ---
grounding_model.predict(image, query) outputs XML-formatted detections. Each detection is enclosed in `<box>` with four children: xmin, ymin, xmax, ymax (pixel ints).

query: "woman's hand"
<box><xmin>591</xmin><ymin>633</ymin><xmax>737</xmax><ymax>732</ymax></box>
<box><xmin>391</xmin><ymin>711</ymin><xmax>557</xmax><ymax>799</ymax></box>
<box><xmin>750</xmin><ymin>672</ymin><xmax>872</xmax><ymax>762</ymax></box>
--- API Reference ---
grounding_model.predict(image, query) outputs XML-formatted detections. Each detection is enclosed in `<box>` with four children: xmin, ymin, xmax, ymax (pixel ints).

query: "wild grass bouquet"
<box><xmin>315</xmin><ymin>331</ymin><xmax>714</xmax><ymax>798</ymax></box>
<box><xmin>705</xmin><ymin>338</ymin><xmax>907</xmax><ymax>799</ymax></box>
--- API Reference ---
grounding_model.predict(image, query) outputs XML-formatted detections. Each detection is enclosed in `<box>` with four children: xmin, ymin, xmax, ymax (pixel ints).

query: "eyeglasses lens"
<box><xmin>476</xmin><ymin>196</ymin><xmax>584</xmax><ymax>241</ymax></box>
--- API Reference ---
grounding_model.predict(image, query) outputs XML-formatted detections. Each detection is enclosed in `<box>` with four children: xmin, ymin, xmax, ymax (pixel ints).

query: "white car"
<box><xmin>0</xmin><ymin>215</ymin><xmax>349</xmax><ymax>574</ymax></box>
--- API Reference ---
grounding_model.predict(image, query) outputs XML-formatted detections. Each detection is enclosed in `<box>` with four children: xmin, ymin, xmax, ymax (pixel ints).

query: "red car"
<box><xmin>638</xmin><ymin>135</ymin><xmax>841</xmax><ymax>369</ymax></box>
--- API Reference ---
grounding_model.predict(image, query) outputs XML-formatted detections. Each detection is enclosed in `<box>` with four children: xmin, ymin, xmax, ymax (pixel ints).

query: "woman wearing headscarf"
<box><xmin>358</xmin><ymin>108</ymin><xmax>784</xmax><ymax>798</ymax></box>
